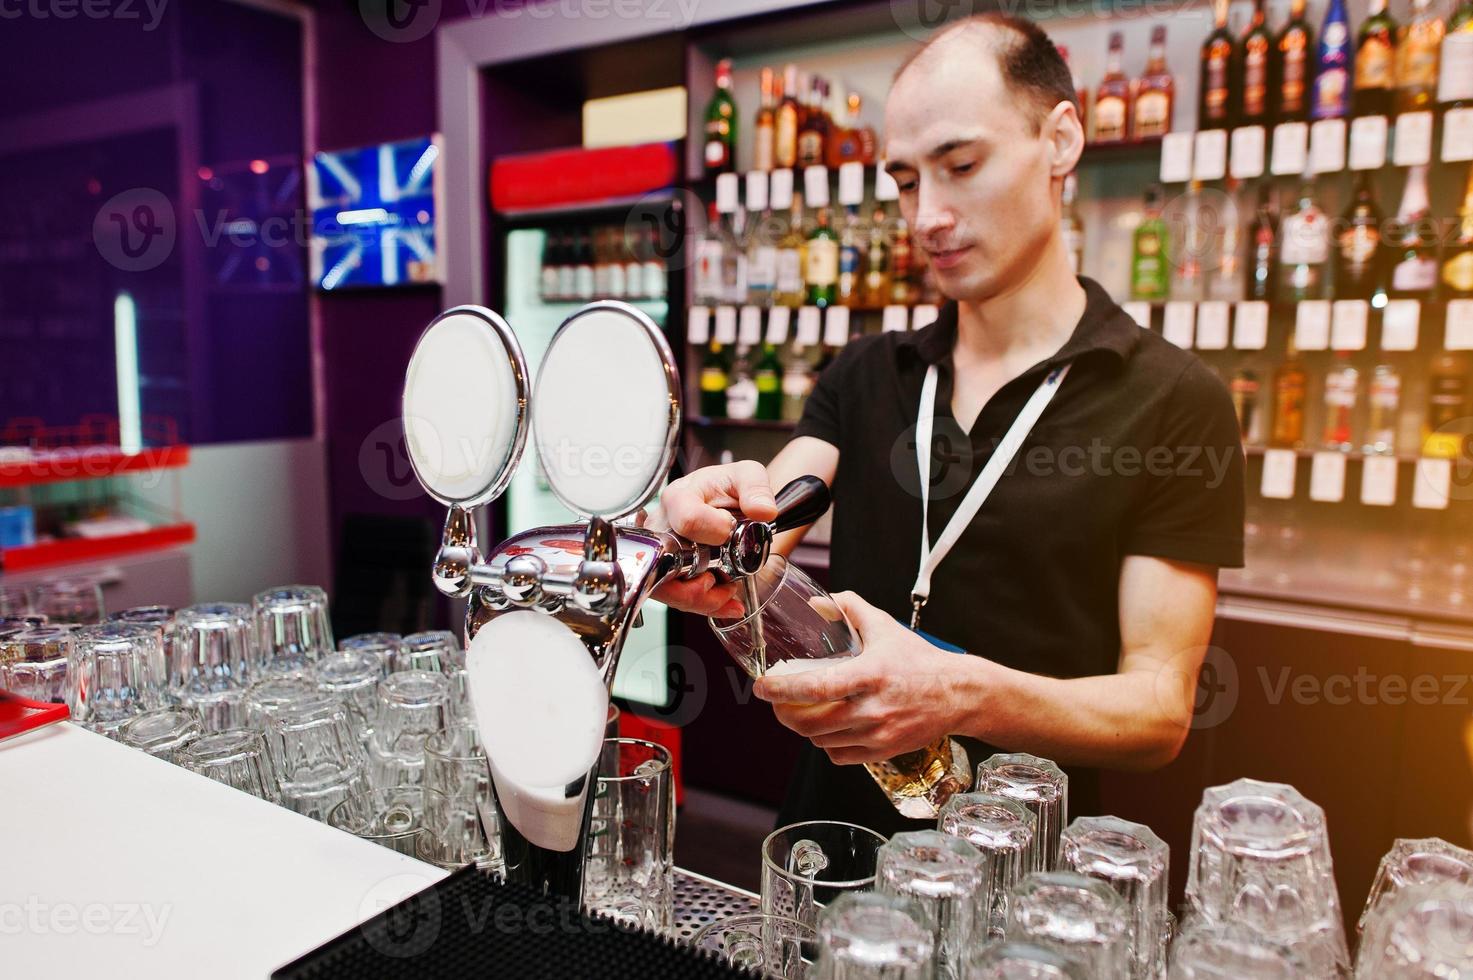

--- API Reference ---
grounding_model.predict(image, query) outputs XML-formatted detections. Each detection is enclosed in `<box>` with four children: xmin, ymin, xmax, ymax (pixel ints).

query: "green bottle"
<box><xmin>1131</xmin><ymin>186</ymin><xmax>1171</xmax><ymax>302</ymax></box>
<box><xmin>704</xmin><ymin>60</ymin><xmax>737</xmax><ymax>176</ymax></box>
<box><xmin>805</xmin><ymin>207</ymin><xmax>839</xmax><ymax>307</ymax></box>
<box><xmin>699</xmin><ymin>341</ymin><xmax>729</xmax><ymax>418</ymax></box>
<box><xmin>754</xmin><ymin>343</ymin><xmax>783</xmax><ymax>420</ymax></box>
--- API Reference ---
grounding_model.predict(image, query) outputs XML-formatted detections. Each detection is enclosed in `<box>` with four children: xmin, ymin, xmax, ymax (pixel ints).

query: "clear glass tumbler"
<box><xmin>692</xmin><ymin>913</ymin><xmax>818</xmax><ymax>980</ymax></box>
<box><xmin>813</xmin><ymin>892</ymin><xmax>934</xmax><ymax>979</ymax></box>
<box><xmin>1060</xmin><ymin>815</ymin><xmax>1169</xmax><ymax>980</ymax></box>
<box><xmin>420</xmin><ymin>722</ymin><xmax>499</xmax><ymax>870</ymax></box>
<box><xmin>173</xmin><ymin>602</ymin><xmax>255</xmax><ymax>731</ymax></box>
<box><xmin>329</xmin><ymin>786</ymin><xmax>447</xmax><ymax>857</ymax></box>
<box><xmin>252</xmin><ymin>585</ymin><xmax>334</xmax><ymax>677</ymax></box>
<box><xmin>976</xmin><ymin>754</ymin><xmax>1068</xmax><ymax>873</ymax></box>
<box><xmin>763</xmin><ymin>821</ymin><xmax>887</xmax><ymax>931</ymax></box>
<box><xmin>314</xmin><ymin>650</ymin><xmax>382</xmax><ymax>744</ymax></box>
<box><xmin>1005</xmin><ymin>871</ymin><xmax>1130</xmax><ymax>980</ymax></box>
<box><xmin>966</xmin><ymin>941</ymin><xmax>1087</xmax><ymax>979</ymax></box>
<box><xmin>119</xmin><ymin>706</ymin><xmax>203</xmax><ymax>763</ymax></box>
<box><xmin>939</xmin><ymin>792</ymin><xmax>1037</xmax><ymax>941</ymax></box>
<box><xmin>338</xmin><ymin>632</ymin><xmax>400</xmax><ymax>674</ymax></box>
<box><xmin>266</xmin><ymin>693</ymin><xmax>369</xmax><ymax>820</ymax></box>
<box><xmin>367</xmin><ymin>669</ymin><xmax>450</xmax><ymax>787</ymax></box>
<box><xmin>0</xmin><ymin>625</ymin><xmax>72</xmax><ymax>703</ymax></box>
<box><xmin>876</xmin><ymin>829</ymin><xmax>986</xmax><ymax>980</ymax></box>
<box><xmin>31</xmin><ymin>578</ymin><xmax>104</xmax><ymax>625</ymax></box>
<box><xmin>1359</xmin><ymin>837</ymin><xmax>1473</xmax><ymax>936</ymax></box>
<box><xmin>1354</xmin><ymin>881</ymin><xmax>1473</xmax><ymax>978</ymax></box>
<box><xmin>179</xmin><ymin>729</ymin><xmax>278</xmax><ymax>802</ymax></box>
<box><xmin>584</xmin><ymin>737</ymin><xmax>675</xmax><ymax>934</ymax></box>
<box><xmin>1166</xmin><ymin>920</ymin><xmax>1303</xmax><ymax>979</ymax></box>
<box><xmin>67</xmin><ymin>621</ymin><xmax>167</xmax><ymax>735</ymax></box>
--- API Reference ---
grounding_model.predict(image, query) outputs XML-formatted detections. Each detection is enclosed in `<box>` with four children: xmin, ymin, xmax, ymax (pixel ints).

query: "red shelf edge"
<box><xmin>1</xmin><ymin>523</ymin><xmax>196</xmax><ymax>572</ymax></box>
<box><xmin>0</xmin><ymin>445</ymin><xmax>190</xmax><ymax>488</ymax></box>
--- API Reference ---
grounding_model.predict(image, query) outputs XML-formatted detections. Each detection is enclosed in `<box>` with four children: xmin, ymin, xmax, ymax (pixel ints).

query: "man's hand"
<box><xmin>752</xmin><ymin>591</ymin><xmax>968</xmax><ymax>765</ymax></box>
<box><xmin>644</xmin><ymin>461</ymin><xmax>778</xmax><ymax>616</ymax></box>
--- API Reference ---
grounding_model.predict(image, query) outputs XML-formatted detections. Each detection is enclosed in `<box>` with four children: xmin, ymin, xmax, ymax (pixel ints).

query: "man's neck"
<box><xmin>953</xmin><ymin>248</ymin><xmax>1087</xmax><ymax>371</ymax></box>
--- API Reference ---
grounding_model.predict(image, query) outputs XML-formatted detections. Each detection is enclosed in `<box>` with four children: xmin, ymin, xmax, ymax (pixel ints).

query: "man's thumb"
<box><xmin>831</xmin><ymin>590</ymin><xmax>886</xmax><ymax>643</ymax></box>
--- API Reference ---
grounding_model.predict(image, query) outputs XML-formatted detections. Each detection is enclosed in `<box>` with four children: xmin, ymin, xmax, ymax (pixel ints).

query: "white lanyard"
<box><xmin>911</xmin><ymin>361</ymin><xmax>1072</xmax><ymax>629</ymax></box>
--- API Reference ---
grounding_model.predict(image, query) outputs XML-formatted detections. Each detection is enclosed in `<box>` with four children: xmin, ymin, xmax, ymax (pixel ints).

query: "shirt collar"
<box><xmin>899</xmin><ymin>277</ymin><xmax>1140</xmax><ymax>370</ymax></box>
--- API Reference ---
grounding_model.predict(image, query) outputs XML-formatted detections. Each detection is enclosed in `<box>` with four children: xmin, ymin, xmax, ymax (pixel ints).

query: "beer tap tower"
<box><xmin>400</xmin><ymin>301</ymin><xmax>830</xmax><ymax>901</ymax></box>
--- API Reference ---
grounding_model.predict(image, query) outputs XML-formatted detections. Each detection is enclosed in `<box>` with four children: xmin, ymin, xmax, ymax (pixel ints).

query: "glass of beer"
<box><xmin>709</xmin><ymin>555</ymin><xmax>971</xmax><ymax>819</ymax></box>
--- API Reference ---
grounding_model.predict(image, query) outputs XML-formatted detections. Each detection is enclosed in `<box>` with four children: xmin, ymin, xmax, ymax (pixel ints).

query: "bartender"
<box><xmin>653</xmin><ymin>14</ymin><xmax>1244</xmax><ymax>834</ymax></box>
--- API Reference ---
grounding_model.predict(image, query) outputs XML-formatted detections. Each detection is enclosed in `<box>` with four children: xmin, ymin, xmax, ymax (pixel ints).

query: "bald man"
<box><xmin>653</xmin><ymin>15</ymin><xmax>1245</xmax><ymax>833</ymax></box>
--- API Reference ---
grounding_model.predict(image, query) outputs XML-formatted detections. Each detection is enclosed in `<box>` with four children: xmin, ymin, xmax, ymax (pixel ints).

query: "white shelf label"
<box><xmin>713</xmin><ymin>305</ymin><xmax>738</xmax><ymax>344</ymax></box>
<box><xmin>1349</xmin><ymin>115</ymin><xmax>1389</xmax><ymax>170</ymax></box>
<box><xmin>1381</xmin><ymin>299</ymin><xmax>1421</xmax><ymax>351</ymax></box>
<box><xmin>882</xmin><ymin>305</ymin><xmax>909</xmax><ymax>333</ymax></box>
<box><xmin>738</xmin><ymin>305</ymin><xmax>763</xmax><ymax>346</ymax></box>
<box><xmin>744</xmin><ymin>171</ymin><xmax>769</xmax><ymax>212</ymax></box>
<box><xmin>1122</xmin><ymin>301</ymin><xmax>1152</xmax><ymax>330</ymax></box>
<box><xmin>1308</xmin><ymin>451</ymin><xmax>1348</xmax><ymax>502</ymax></box>
<box><xmin>912</xmin><ymin>304</ymin><xmax>940</xmax><ymax>330</ymax></box>
<box><xmin>1230</xmin><ymin>126</ymin><xmax>1267</xmax><ymax>179</ymax></box>
<box><xmin>1309</xmin><ymin>118</ymin><xmax>1347</xmax><ymax>174</ymax></box>
<box><xmin>1294</xmin><ymin>300</ymin><xmax>1332</xmax><ymax>349</ymax></box>
<box><xmin>1162</xmin><ymin>301</ymin><xmax>1196</xmax><ymax>348</ymax></box>
<box><xmin>1393</xmin><ymin>111</ymin><xmax>1435</xmax><ymax>166</ymax></box>
<box><xmin>765</xmin><ymin>305</ymin><xmax>791</xmax><ymax>344</ymax></box>
<box><xmin>1160</xmin><ymin>131</ymin><xmax>1195</xmax><ymax>182</ymax></box>
<box><xmin>1447</xmin><ymin>299</ymin><xmax>1473</xmax><ymax>349</ymax></box>
<box><xmin>1193</xmin><ymin>129</ymin><xmax>1229</xmax><ymax>181</ymax></box>
<box><xmin>1233</xmin><ymin>301</ymin><xmax>1270</xmax><ymax>349</ymax></box>
<box><xmin>769</xmin><ymin>168</ymin><xmax>795</xmax><ymax>209</ymax></box>
<box><xmin>1260</xmin><ymin>448</ymin><xmax>1298</xmax><ymax>499</ymax></box>
<box><xmin>796</xmin><ymin>306</ymin><xmax>822</xmax><ymax>346</ymax></box>
<box><xmin>1360</xmin><ymin>455</ymin><xmax>1399</xmax><ymax>506</ymax></box>
<box><xmin>687</xmin><ymin>305</ymin><xmax>710</xmax><ymax>344</ymax></box>
<box><xmin>803</xmin><ymin>166</ymin><xmax>830</xmax><ymax>208</ymax></box>
<box><xmin>1271</xmin><ymin>122</ymin><xmax>1310</xmax><ymax>175</ymax></box>
<box><xmin>1413</xmin><ymin>456</ymin><xmax>1453</xmax><ymax>510</ymax></box>
<box><xmin>1196</xmin><ymin>301</ymin><xmax>1230</xmax><ymax>349</ymax></box>
<box><xmin>873</xmin><ymin>162</ymin><xmax>899</xmax><ymax>202</ymax></box>
<box><xmin>1330</xmin><ymin>299</ymin><xmax>1369</xmax><ymax>350</ymax></box>
<box><xmin>1444</xmin><ymin>107</ymin><xmax>1473</xmax><ymax>162</ymax></box>
<box><xmin>714</xmin><ymin>173</ymin><xmax>739</xmax><ymax>213</ymax></box>
<box><xmin>837</xmin><ymin>162</ymin><xmax>865</xmax><ymax>206</ymax></box>
<box><xmin>823</xmin><ymin>305</ymin><xmax>850</xmax><ymax>346</ymax></box>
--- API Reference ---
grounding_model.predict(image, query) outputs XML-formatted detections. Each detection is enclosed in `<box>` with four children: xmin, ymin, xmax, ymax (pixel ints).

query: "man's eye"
<box><xmin>897</xmin><ymin>181</ymin><xmax>918</xmax><ymax>193</ymax></box>
<box><xmin>951</xmin><ymin>162</ymin><xmax>976</xmax><ymax>176</ymax></box>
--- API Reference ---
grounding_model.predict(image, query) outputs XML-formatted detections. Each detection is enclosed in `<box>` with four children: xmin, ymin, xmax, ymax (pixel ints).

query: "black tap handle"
<box><xmin>770</xmin><ymin>476</ymin><xmax>831</xmax><ymax>534</ymax></box>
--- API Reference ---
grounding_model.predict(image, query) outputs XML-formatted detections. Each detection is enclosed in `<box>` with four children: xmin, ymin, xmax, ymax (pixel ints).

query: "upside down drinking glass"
<box><xmin>709</xmin><ymin>555</ymin><xmax>971</xmax><ymax>819</ymax></box>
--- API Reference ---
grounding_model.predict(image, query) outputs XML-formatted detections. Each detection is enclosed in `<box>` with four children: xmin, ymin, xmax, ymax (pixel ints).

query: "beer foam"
<box><xmin>763</xmin><ymin>655</ymin><xmax>854</xmax><ymax>676</ymax></box>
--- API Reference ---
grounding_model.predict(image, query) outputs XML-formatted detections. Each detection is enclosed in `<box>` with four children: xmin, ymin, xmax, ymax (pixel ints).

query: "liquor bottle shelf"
<box><xmin>686</xmin><ymin>415</ymin><xmax>796</xmax><ymax>432</ymax></box>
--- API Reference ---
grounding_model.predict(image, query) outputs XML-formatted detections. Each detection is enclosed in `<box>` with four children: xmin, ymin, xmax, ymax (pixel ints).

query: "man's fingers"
<box><xmin>772</xmin><ymin>701</ymin><xmax>861</xmax><ymax>738</ymax></box>
<box><xmin>730</xmin><ymin>460</ymin><xmax>778</xmax><ymax>521</ymax></box>
<box><xmin>662</xmin><ymin>484</ymin><xmax>738</xmax><ymax>546</ymax></box>
<box><xmin>651</xmin><ymin>574</ymin><xmax>740</xmax><ymax>616</ymax></box>
<box><xmin>755</xmin><ymin>660</ymin><xmax>865</xmax><ymax>703</ymax></box>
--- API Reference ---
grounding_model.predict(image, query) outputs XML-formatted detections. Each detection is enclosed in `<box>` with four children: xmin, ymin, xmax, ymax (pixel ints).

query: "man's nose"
<box><xmin>913</xmin><ymin>186</ymin><xmax>955</xmax><ymax>239</ymax></box>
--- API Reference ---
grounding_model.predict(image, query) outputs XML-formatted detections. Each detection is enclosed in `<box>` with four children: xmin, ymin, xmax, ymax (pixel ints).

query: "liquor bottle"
<box><xmin>1276</xmin><ymin>0</ymin><xmax>1316</xmax><ymax>123</ymax></box>
<box><xmin>754</xmin><ymin>343</ymin><xmax>783</xmax><ymax>420</ymax></box>
<box><xmin>1442</xmin><ymin>164</ymin><xmax>1473</xmax><ymax>295</ymax></box>
<box><xmin>1058</xmin><ymin>45</ymin><xmax>1091</xmax><ymax>136</ymax></box>
<box><xmin>1354</xmin><ymin>0</ymin><xmax>1398</xmax><ymax>117</ymax></box>
<box><xmin>796</xmin><ymin>76</ymin><xmax>829</xmax><ymax>168</ymax></box>
<box><xmin>539</xmin><ymin>232</ymin><xmax>558</xmax><ymax>301</ymax></box>
<box><xmin>1398</xmin><ymin>0</ymin><xmax>1446</xmax><ymax>113</ymax></box>
<box><xmin>1131</xmin><ymin>185</ymin><xmax>1170</xmax><ymax>301</ymax></box>
<box><xmin>1133</xmin><ymin>26</ymin><xmax>1174</xmax><ymax>138</ymax></box>
<box><xmin>1061</xmin><ymin>173</ymin><xmax>1084</xmax><ymax>276</ymax></box>
<box><xmin>780</xmin><ymin>341</ymin><xmax>817</xmax><ymax>421</ymax></box>
<box><xmin>774</xmin><ymin>191</ymin><xmax>806</xmax><ymax>308</ymax></box>
<box><xmin>1200</xmin><ymin>0</ymin><xmax>1237</xmax><ymax>129</ymax></box>
<box><xmin>555</xmin><ymin>231</ymin><xmax>576</xmax><ymax>300</ymax></box>
<box><xmin>606</xmin><ymin>228</ymin><xmax>627</xmax><ymax>299</ymax></box>
<box><xmin>1095</xmin><ymin>31</ymin><xmax>1132</xmax><ymax>143</ymax></box>
<box><xmin>1272</xmin><ymin>337</ymin><xmax>1308</xmax><ymax>448</ymax></box>
<box><xmin>827</xmin><ymin>92</ymin><xmax>877</xmax><ymax>167</ymax></box>
<box><xmin>838</xmin><ymin>206</ymin><xmax>863</xmax><ymax>307</ymax></box>
<box><xmin>699</xmin><ymin>341</ymin><xmax>729</xmax><ymax>418</ymax></box>
<box><xmin>723</xmin><ymin>206</ymin><xmax>749</xmax><ymax>305</ymax></box>
<box><xmin>726</xmin><ymin>345</ymin><xmax>758</xmax><ymax>421</ymax></box>
<box><xmin>1231</xmin><ymin>367</ymin><xmax>1262</xmax><ymax>442</ymax></box>
<box><xmin>1313</xmin><ymin>0</ymin><xmax>1354</xmax><ymax>118</ymax></box>
<box><xmin>864</xmin><ymin>207</ymin><xmax>891</xmax><ymax>306</ymax></box>
<box><xmin>1442</xmin><ymin>5</ymin><xmax>1473</xmax><ymax>115</ymax></box>
<box><xmin>1242</xmin><ymin>0</ymin><xmax>1274</xmax><ymax>126</ymax></box>
<box><xmin>623</xmin><ymin>228</ymin><xmax>645</xmax><ymax>300</ymax></box>
<box><xmin>696</xmin><ymin>203</ymin><xmax>726</xmax><ymax>305</ymax></box>
<box><xmin>1211</xmin><ymin>179</ymin><xmax>1246</xmax><ymax>302</ymax></box>
<box><xmin>1278</xmin><ymin>174</ymin><xmax>1329</xmax><ymax>302</ymax></box>
<box><xmin>704</xmin><ymin>59</ymin><xmax>737</xmax><ymax>176</ymax></box>
<box><xmin>1322</xmin><ymin>351</ymin><xmax>1360</xmax><ymax>451</ymax></box>
<box><xmin>775</xmin><ymin>64</ymin><xmax>801</xmax><ymax>170</ymax></box>
<box><xmin>1335</xmin><ymin>171</ymin><xmax>1385</xmax><ymax>299</ymax></box>
<box><xmin>574</xmin><ymin>229</ymin><xmax>595</xmax><ymax>299</ymax></box>
<box><xmin>1387</xmin><ymin>164</ymin><xmax>1438</xmax><ymax>299</ymax></box>
<box><xmin>1365</xmin><ymin>363</ymin><xmax>1402</xmax><ymax>454</ymax></box>
<box><xmin>1425</xmin><ymin>351</ymin><xmax>1471</xmax><ymax>455</ymax></box>
<box><xmin>805</xmin><ymin>207</ymin><xmax>839</xmax><ymax>307</ymax></box>
<box><xmin>592</xmin><ymin>227</ymin><xmax>612</xmax><ymax>298</ymax></box>
<box><xmin>1172</xmin><ymin>180</ymin><xmax>1210</xmax><ymax>302</ymax></box>
<box><xmin>641</xmin><ymin>224</ymin><xmax>665</xmax><ymax>301</ymax></box>
<box><xmin>890</xmin><ymin>216</ymin><xmax>914</xmax><ymax>304</ymax></box>
<box><xmin>754</xmin><ymin>67</ymin><xmax>776</xmax><ymax>173</ymax></box>
<box><xmin>1246</xmin><ymin>184</ymin><xmax>1280</xmax><ymax>301</ymax></box>
<box><xmin>747</xmin><ymin>200</ymin><xmax>777</xmax><ymax>309</ymax></box>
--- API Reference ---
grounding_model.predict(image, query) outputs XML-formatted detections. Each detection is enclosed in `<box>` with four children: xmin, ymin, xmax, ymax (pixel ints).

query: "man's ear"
<box><xmin>1043</xmin><ymin>101</ymin><xmax>1085</xmax><ymax>177</ymax></box>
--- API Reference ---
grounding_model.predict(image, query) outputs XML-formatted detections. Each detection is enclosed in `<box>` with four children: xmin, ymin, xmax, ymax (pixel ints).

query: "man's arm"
<box><xmin>754</xmin><ymin>554</ymin><xmax>1218</xmax><ymax>772</ymax></box>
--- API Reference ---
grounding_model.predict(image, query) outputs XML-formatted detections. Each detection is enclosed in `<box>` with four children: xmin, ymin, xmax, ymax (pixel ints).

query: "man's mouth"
<box><xmin>925</xmin><ymin>245</ymin><xmax>973</xmax><ymax>270</ymax></box>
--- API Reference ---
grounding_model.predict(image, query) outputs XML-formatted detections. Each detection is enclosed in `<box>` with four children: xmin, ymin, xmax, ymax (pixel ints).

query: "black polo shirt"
<box><xmin>778</xmin><ymin>276</ymin><xmax>1245</xmax><ymax>836</ymax></box>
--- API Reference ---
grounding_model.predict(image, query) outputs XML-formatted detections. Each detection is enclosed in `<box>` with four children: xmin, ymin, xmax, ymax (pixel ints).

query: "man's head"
<box><xmin>885</xmin><ymin>15</ymin><xmax>1085</xmax><ymax>304</ymax></box>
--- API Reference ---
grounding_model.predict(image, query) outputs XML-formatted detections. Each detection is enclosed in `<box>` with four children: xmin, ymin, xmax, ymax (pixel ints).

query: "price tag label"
<box><xmin>713</xmin><ymin>305</ymin><xmax>738</xmax><ymax>344</ymax></box>
<box><xmin>714</xmin><ymin>173</ymin><xmax>739</xmax><ymax>213</ymax></box>
<box><xmin>1230</xmin><ymin>126</ymin><xmax>1267</xmax><ymax>179</ymax></box>
<box><xmin>873</xmin><ymin>162</ymin><xmax>899</xmax><ymax>202</ymax></box>
<box><xmin>765</xmin><ymin>305</ymin><xmax>791</xmax><ymax>344</ymax></box>
<box><xmin>1309</xmin><ymin>451</ymin><xmax>1348</xmax><ymax>502</ymax></box>
<box><xmin>837</xmin><ymin>162</ymin><xmax>865</xmax><ymax>206</ymax></box>
<box><xmin>1360</xmin><ymin>454</ymin><xmax>1399</xmax><ymax>506</ymax></box>
<box><xmin>882</xmin><ymin>305</ymin><xmax>909</xmax><ymax>333</ymax></box>
<box><xmin>1413</xmin><ymin>456</ymin><xmax>1453</xmax><ymax>510</ymax></box>
<box><xmin>1393</xmin><ymin>111</ymin><xmax>1434</xmax><ymax>166</ymax></box>
<box><xmin>1330</xmin><ymin>299</ymin><xmax>1369</xmax><ymax>350</ymax></box>
<box><xmin>1349</xmin><ymin>115</ymin><xmax>1390</xmax><ymax>170</ymax></box>
<box><xmin>912</xmin><ymin>304</ymin><xmax>940</xmax><ymax>329</ymax></box>
<box><xmin>1309</xmin><ymin>118</ymin><xmax>1347</xmax><ymax>174</ymax></box>
<box><xmin>1270</xmin><ymin>122</ymin><xmax>1310</xmax><ymax>175</ymax></box>
<box><xmin>1294</xmin><ymin>300</ymin><xmax>1331</xmax><ymax>349</ymax></box>
<box><xmin>1122</xmin><ymin>301</ymin><xmax>1152</xmax><ymax>330</ymax></box>
<box><xmin>823</xmin><ymin>305</ymin><xmax>851</xmax><ymax>346</ymax></box>
<box><xmin>769</xmin><ymin>167</ymin><xmax>795</xmax><ymax>209</ymax></box>
<box><xmin>1162</xmin><ymin>301</ymin><xmax>1196</xmax><ymax>348</ymax></box>
<box><xmin>1447</xmin><ymin>299</ymin><xmax>1473</xmax><ymax>349</ymax></box>
<box><xmin>1381</xmin><ymin>299</ymin><xmax>1421</xmax><ymax>350</ymax></box>
<box><xmin>1160</xmin><ymin>131</ymin><xmax>1195</xmax><ymax>182</ymax></box>
<box><xmin>744</xmin><ymin>171</ymin><xmax>769</xmax><ymax>212</ymax></box>
<box><xmin>1260</xmin><ymin>448</ymin><xmax>1298</xmax><ymax>499</ymax></box>
<box><xmin>738</xmin><ymin>305</ymin><xmax>763</xmax><ymax>346</ymax></box>
<box><xmin>1193</xmin><ymin>129</ymin><xmax>1228</xmax><ymax>181</ymax></box>
<box><xmin>1196</xmin><ymin>301</ymin><xmax>1230</xmax><ymax>349</ymax></box>
<box><xmin>687</xmin><ymin>306</ymin><xmax>710</xmax><ymax>344</ymax></box>
<box><xmin>803</xmin><ymin>165</ymin><xmax>830</xmax><ymax>208</ymax></box>
<box><xmin>1233</xmin><ymin>301</ymin><xmax>1270</xmax><ymax>349</ymax></box>
<box><xmin>1444</xmin><ymin>107</ymin><xmax>1473</xmax><ymax>162</ymax></box>
<box><xmin>796</xmin><ymin>306</ymin><xmax>822</xmax><ymax>346</ymax></box>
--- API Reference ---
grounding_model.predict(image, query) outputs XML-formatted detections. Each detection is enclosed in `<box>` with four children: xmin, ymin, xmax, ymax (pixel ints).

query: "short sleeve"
<box><xmin>1122</xmin><ymin>359</ymin><xmax>1246</xmax><ymax>568</ymax></box>
<box><xmin>791</xmin><ymin>337</ymin><xmax>875</xmax><ymax>449</ymax></box>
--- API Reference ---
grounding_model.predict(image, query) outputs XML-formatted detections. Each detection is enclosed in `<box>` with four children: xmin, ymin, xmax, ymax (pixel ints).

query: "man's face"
<box><xmin>884</xmin><ymin>45</ymin><xmax>1060</xmax><ymax>304</ymax></box>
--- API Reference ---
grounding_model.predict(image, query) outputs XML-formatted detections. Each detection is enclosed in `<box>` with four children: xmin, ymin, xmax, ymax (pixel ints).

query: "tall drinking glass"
<box><xmin>876</xmin><ymin>829</ymin><xmax>986</xmax><ymax>979</ymax></box>
<box><xmin>1006</xmin><ymin>871</ymin><xmax>1130</xmax><ymax>980</ymax></box>
<box><xmin>976</xmin><ymin>754</ymin><xmax>1068</xmax><ymax>873</ymax></box>
<box><xmin>938</xmin><ymin>792</ymin><xmax>1036</xmax><ymax>941</ymax></box>
<box><xmin>813</xmin><ymin>892</ymin><xmax>934</xmax><ymax>980</ymax></box>
<box><xmin>1060</xmin><ymin>815</ymin><xmax>1168</xmax><ymax>980</ymax></box>
<box><xmin>763</xmin><ymin>821</ymin><xmax>887</xmax><ymax>930</ymax></box>
<box><xmin>584</xmin><ymin>738</ymin><xmax>674</xmax><ymax>934</ymax></box>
